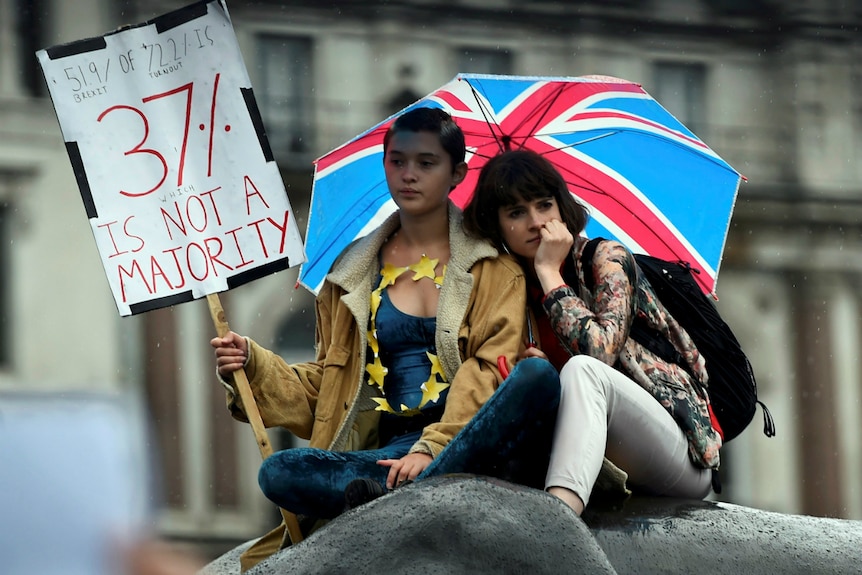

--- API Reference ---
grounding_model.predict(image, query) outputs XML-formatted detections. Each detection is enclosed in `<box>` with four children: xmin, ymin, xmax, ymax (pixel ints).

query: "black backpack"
<box><xmin>580</xmin><ymin>238</ymin><xmax>775</xmax><ymax>443</ymax></box>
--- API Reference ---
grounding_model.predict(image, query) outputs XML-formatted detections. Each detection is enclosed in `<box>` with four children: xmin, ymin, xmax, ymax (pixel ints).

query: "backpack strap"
<box><xmin>580</xmin><ymin>237</ymin><xmax>687</xmax><ymax>369</ymax></box>
<box><xmin>579</xmin><ymin>237</ymin><xmax>604</xmax><ymax>293</ymax></box>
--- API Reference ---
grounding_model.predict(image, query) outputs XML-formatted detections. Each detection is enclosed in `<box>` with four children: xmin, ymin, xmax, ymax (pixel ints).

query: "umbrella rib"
<box><xmin>462</xmin><ymin>129</ymin><xmax>619</xmax><ymax>166</ymax></box>
<box><xmin>550</xmin><ymin>130</ymin><xmax>619</xmax><ymax>147</ymax></box>
<box><xmin>464</xmin><ymin>78</ymin><xmax>507</xmax><ymax>153</ymax></box>
<box><xmin>537</xmin><ymin>128</ymin><xmax>739</xmax><ymax>175</ymax></box>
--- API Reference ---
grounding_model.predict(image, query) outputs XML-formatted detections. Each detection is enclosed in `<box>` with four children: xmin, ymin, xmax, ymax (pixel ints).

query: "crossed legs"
<box><xmin>546</xmin><ymin>355</ymin><xmax>713</xmax><ymax>514</ymax></box>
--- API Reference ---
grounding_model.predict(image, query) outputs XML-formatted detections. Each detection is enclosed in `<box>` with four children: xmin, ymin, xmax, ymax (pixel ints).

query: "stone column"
<box><xmin>791</xmin><ymin>273</ymin><xmax>844</xmax><ymax>517</ymax></box>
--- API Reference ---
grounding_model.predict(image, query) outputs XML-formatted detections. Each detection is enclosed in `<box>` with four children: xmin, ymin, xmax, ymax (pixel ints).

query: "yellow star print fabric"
<box><xmin>419</xmin><ymin>374</ymin><xmax>451</xmax><ymax>408</ymax></box>
<box><xmin>365</xmin><ymin>256</ymin><xmax>449</xmax><ymax>416</ymax></box>
<box><xmin>409</xmin><ymin>254</ymin><xmax>439</xmax><ymax>281</ymax></box>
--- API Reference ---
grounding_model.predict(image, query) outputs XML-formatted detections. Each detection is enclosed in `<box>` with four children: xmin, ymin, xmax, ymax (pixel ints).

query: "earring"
<box><xmin>501</xmin><ymin>242</ymin><xmax>512</xmax><ymax>254</ymax></box>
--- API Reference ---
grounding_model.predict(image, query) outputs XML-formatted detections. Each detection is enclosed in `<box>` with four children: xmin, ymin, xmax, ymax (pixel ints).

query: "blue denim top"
<box><xmin>375</xmin><ymin>289</ymin><xmax>449</xmax><ymax>414</ymax></box>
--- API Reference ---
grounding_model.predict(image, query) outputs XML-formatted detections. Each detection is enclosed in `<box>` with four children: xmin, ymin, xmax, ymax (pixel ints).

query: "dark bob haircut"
<box><xmin>382</xmin><ymin>107</ymin><xmax>466</xmax><ymax>169</ymax></box>
<box><xmin>463</xmin><ymin>150</ymin><xmax>589</xmax><ymax>251</ymax></box>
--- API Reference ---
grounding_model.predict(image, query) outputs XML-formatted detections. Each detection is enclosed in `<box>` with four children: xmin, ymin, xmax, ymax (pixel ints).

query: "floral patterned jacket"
<box><xmin>541</xmin><ymin>237</ymin><xmax>722</xmax><ymax>469</ymax></box>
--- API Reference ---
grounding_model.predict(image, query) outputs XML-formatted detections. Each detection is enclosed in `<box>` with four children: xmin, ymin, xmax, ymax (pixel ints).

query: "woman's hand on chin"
<box><xmin>534</xmin><ymin>219</ymin><xmax>573</xmax><ymax>293</ymax></box>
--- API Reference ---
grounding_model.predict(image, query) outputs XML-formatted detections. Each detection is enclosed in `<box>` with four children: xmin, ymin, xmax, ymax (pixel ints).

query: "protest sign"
<box><xmin>35</xmin><ymin>0</ymin><xmax>307</xmax><ymax>545</ymax></box>
<box><xmin>37</xmin><ymin>0</ymin><xmax>306</xmax><ymax>316</ymax></box>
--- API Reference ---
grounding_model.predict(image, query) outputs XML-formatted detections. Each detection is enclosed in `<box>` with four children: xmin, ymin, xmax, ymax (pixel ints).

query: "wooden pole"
<box><xmin>206</xmin><ymin>293</ymin><xmax>304</xmax><ymax>545</ymax></box>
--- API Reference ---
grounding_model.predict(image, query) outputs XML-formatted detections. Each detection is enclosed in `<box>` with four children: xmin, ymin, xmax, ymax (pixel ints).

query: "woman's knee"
<box><xmin>258</xmin><ymin>453</ymin><xmax>284</xmax><ymax>501</ymax></box>
<box><xmin>559</xmin><ymin>354</ymin><xmax>611</xmax><ymax>396</ymax></box>
<box><xmin>258</xmin><ymin>448</ymin><xmax>307</xmax><ymax>501</ymax></box>
<box><xmin>507</xmin><ymin>357</ymin><xmax>560</xmax><ymax>397</ymax></box>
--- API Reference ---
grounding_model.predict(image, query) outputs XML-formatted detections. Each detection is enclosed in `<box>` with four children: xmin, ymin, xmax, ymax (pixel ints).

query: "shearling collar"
<box><xmin>327</xmin><ymin>201</ymin><xmax>498</xmax><ymax>382</ymax></box>
<box><xmin>327</xmin><ymin>202</ymin><xmax>498</xmax><ymax>293</ymax></box>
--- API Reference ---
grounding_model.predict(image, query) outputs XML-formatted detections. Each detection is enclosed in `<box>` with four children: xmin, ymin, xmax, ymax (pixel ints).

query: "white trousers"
<box><xmin>545</xmin><ymin>355</ymin><xmax>712</xmax><ymax>506</ymax></box>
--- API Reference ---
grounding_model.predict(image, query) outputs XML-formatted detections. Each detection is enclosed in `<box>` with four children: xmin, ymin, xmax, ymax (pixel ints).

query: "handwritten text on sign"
<box><xmin>37</xmin><ymin>0</ymin><xmax>305</xmax><ymax>316</ymax></box>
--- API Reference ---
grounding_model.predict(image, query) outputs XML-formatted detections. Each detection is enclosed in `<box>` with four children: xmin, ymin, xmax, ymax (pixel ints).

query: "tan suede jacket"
<box><xmin>226</xmin><ymin>203</ymin><xmax>526</xmax><ymax>458</ymax></box>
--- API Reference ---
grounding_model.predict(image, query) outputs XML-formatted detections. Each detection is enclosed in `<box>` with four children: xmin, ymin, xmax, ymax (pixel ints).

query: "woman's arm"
<box><xmin>212</xmin><ymin>283</ymin><xmax>345</xmax><ymax>438</ymax></box>
<box><xmin>542</xmin><ymin>240</ymin><xmax>638</xmax><ymax>365</ymax></box>
<box><xmin>412</xmin><ymin>256</ymin><xmax>527</xmax><ymax>458</ymax></box>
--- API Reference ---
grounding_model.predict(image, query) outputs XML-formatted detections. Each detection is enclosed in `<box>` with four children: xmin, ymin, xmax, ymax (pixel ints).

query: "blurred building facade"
<box><xmin>1</xmin><ymin>0</ymin><xmax>861</xmax><ymax>551</ymax></box>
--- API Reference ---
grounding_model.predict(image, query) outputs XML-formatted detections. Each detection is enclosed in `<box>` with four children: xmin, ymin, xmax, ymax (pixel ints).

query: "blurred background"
<box><xmin>1</xmin><ymin>0</ymin><xmax>860</xmax><ymax>559</ymax></box>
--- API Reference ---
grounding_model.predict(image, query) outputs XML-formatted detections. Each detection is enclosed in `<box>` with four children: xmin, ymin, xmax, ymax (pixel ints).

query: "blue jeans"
<box><xmin>258</xmin><ymin>357</ymin><xmax>560</xmax><ymax>519</ymax></box>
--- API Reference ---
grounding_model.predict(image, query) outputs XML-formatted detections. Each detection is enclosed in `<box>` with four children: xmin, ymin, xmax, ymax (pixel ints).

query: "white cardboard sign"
<box><xmin>37</xmin><ymin>0</ymin><xmax>306</xmax><ymax>316</ymax></box>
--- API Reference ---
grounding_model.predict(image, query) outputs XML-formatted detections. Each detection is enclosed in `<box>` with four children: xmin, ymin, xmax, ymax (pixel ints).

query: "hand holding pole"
<box><xmin>206</xmin><ymin>293</ymin><xmax>303</xmax><ymax>545</ymax></box>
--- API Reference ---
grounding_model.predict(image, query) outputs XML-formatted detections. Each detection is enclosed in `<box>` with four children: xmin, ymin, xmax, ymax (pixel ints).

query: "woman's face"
<box><xmin>383</xmin><ymin>130</ymin><xmax>465</xmax><ymax>218</ymax></box>
<box><xmin>497</xmin><ymin>194</ymin><xmax>563</xmax><ymax>261</ymax></box>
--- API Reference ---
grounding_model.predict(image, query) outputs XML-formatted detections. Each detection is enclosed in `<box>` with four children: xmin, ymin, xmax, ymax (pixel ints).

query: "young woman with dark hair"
<box><xmin>463</xmin><ymin>149</ymin><xmax>721</xmax><ymax>515</ymax></box>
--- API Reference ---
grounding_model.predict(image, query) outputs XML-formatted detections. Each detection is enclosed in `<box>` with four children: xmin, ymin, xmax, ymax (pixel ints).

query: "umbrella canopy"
<box><xmin>300</xmin><ymin>73</ymin><xmax>742</xmax><ymax>296</ymax></box>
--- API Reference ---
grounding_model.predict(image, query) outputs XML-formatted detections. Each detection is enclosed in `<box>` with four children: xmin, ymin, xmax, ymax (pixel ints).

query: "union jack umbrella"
<box><xmin>299</xmin><ymin>73</ymin><xmax>743</xmax><ymax>296</ymax></box>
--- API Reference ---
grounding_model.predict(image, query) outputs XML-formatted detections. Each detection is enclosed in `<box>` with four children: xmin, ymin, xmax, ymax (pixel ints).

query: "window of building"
<box><xmin>652</xmin><ymin>61</ymin><xmax>707</xmax><ymax>135</ymax></box>
<box><xmin>854</xmin><ymin>66</ymin><xmax>862</xmax><ymax>183</ymax></box>
<box><xmin>255</xmin><ymin>34</ymin><xmax>314</xmax><ymax>159</ymax></box>
<box><xmin>15</xmin><ymin>0</ymin><xmax>46</xmax><ymax>96</ymax></box>
<box><xmin>457</xmin><ymin>47</ymin><xmax>513</xmax><ymax>76</ymax></box>
<box><xmin>383</xmin><ymin>64</ymin><xmax>422</xmax><ymax>118</ymax></box>
<box><xmin>0</xmin><ymin>176</ymin><xmax>12</xmax><ymax>368</ymax></box>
